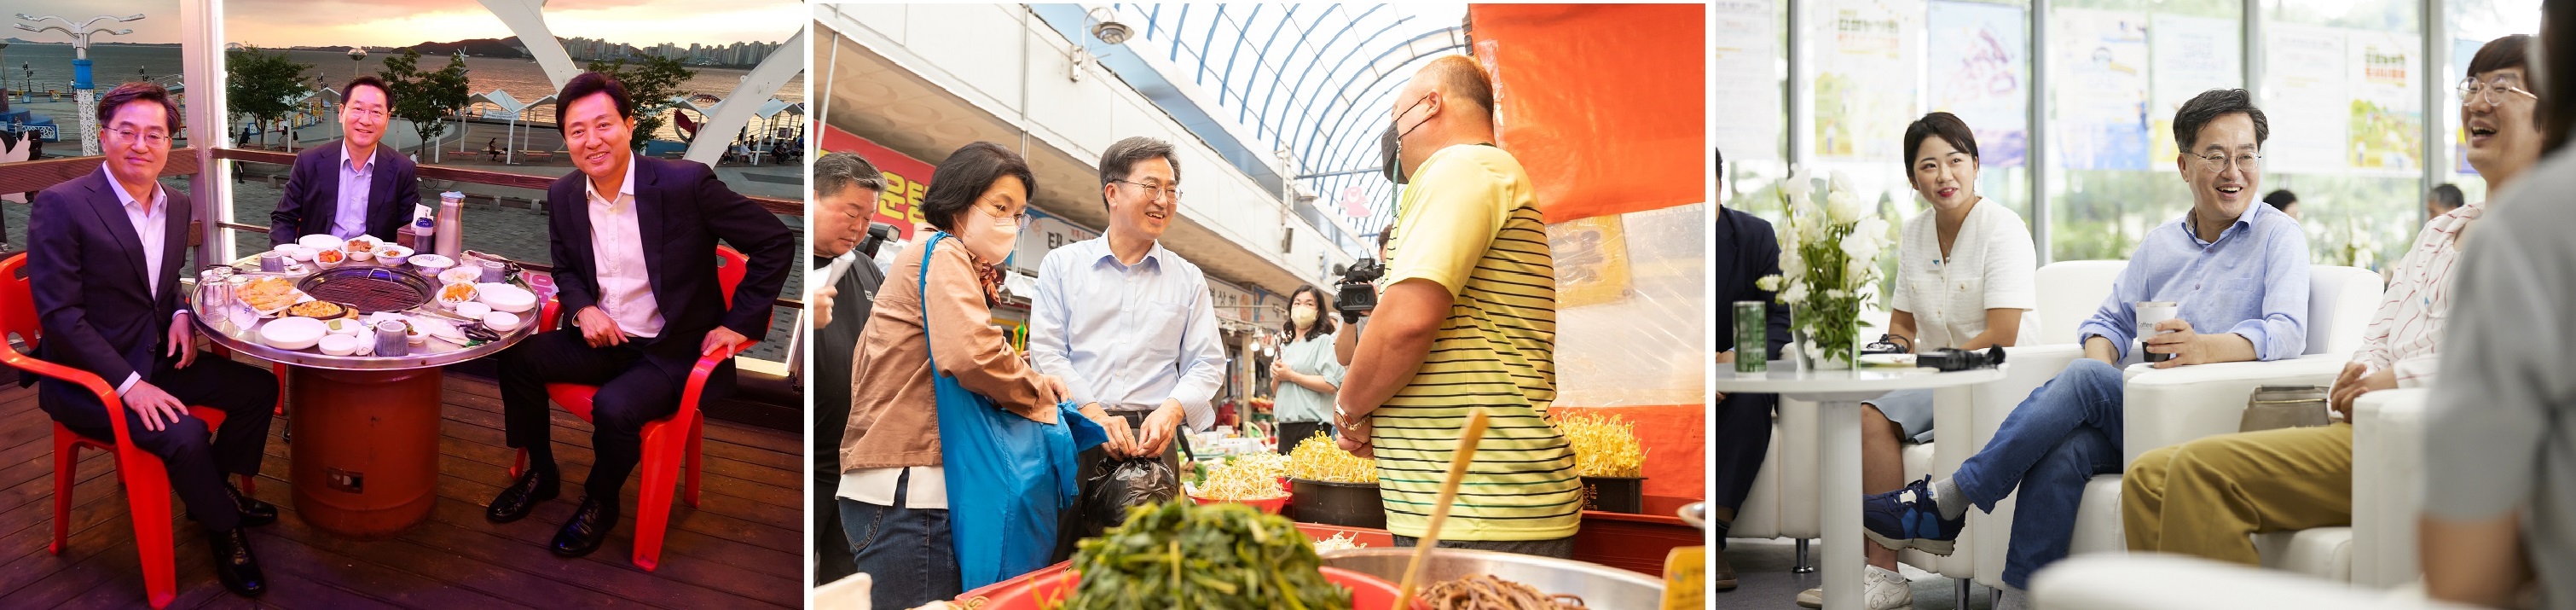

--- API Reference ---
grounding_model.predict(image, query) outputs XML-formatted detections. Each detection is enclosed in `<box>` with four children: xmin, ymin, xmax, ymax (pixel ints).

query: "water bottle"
<box><xmin>434</xmin><ymin>192</ymin><xmax>465</xmax><ymax>259</ymax></box>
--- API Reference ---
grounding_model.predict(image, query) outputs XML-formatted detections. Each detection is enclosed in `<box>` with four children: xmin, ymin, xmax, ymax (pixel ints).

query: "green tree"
<box><xmin>585</xmin><ymin>55</ymin><xmax>696</xmax><ymax>151</ymax></box>
<box><xmin>224</xmin><ymin>46</ymin><xmax>311</xmax><ymax>149</ymax></box>
<box><xmin>380</xmin><ymin>49</ymin><xmax>471</xmax><ymax>157</ymax></box>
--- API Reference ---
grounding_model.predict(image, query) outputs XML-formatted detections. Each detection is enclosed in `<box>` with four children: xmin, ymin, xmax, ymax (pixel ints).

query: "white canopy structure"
<box><xmin>461</xmin><ymin>89</ymin><xmax>554</xmax><ymax>165</ymax></box>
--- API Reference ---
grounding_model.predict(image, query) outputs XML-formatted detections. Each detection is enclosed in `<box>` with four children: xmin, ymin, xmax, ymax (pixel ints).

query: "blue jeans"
<box><xmin>842</xmin><ymin>470</ymin><xmax>962</xmax><ymax>609</ymax></box>
<box><xmin>1951</xmin><ymin>358</ymin><xmax>2129</xmax><ymax>589</ymax></box>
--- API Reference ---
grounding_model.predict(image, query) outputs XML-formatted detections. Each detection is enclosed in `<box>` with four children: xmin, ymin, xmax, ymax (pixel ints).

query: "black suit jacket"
<box><xmin>1715</xmin><ymin>206</ymin><xmax>1792</xmax><ymax>361</ymax></box>
<box><xmin>269</xmin><ymin>141</ymin><xmax>420</xmax><ymax>246</ymax></box>
<box><xmin>26</xmin><ymin>170</ymin><xmax>193</xmax><ymax>429</ymax></box>
<box><xmin>544</xmin><ymin>156</ymin><xmax>795</xmax><ymax>381</ymax></box>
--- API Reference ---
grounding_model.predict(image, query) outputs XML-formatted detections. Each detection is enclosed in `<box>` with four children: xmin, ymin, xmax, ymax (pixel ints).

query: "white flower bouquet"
<box><xmin>1756</xmin><ymin>167</ymin><xmax>1892</xmax><ymax>369</ymax></box>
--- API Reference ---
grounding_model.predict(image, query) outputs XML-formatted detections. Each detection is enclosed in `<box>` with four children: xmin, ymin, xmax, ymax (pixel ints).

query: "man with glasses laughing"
<box><xmin>1855</xmin><ymin>88</ymin><xmax>2313</xmax><ymax>598</ymax></box>
<box><xmin>483</xmin><ymin>72</ymin><xmax>794</xmax><ymax>559</ymax></box>
<box><xmin>1029</xmin><ymin>136</ymin><xmax>1227</xmax><ymax>558</ymax></box>
<box><xmin>27</xmin><ymin>81</ymin><xmax>282</xmax><ymax>598</ymax></box>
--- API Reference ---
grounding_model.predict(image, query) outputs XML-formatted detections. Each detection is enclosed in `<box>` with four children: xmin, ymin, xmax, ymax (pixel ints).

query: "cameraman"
<box><xmin>1334</xmin><ymin>56</ymin><xmax>1581</xmax><ymax>558</ymax></box>
<box><xmin>1333</xmin><ymin>229</ymin><xmax>1392</xmax><ymax>367</ymax></box>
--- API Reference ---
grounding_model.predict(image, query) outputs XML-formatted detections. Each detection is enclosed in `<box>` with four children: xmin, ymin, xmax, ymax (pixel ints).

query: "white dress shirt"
<box><xmin>1890</xmin><ymin>200</ymin><xmax>2040</xmax><ymax>349</ymax></box>
<box><xmin>1027</xmin><ymin>237</ymin><xmax>1227</xmax><ymax>430</ymax></box>
<box><xmin>331</xmin><ymin>144</ymin><xmax>375</xmax><ymax>239</ymax></box>
<box><xmin>582</xmin><ymin>154</ymin><xmax>665</xmax><ymax>338</ymax></box>
<box><xmin>100</xmin><ymin>167</ymin><xmax>182</xmax><ymax>395</ymax></box>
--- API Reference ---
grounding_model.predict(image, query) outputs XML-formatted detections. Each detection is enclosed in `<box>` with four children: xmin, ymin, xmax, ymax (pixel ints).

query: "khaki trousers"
<box><xmin>2122</xmin><ymin>422</ymin><xmax>2353</xmax><ymax>564</ymax></box>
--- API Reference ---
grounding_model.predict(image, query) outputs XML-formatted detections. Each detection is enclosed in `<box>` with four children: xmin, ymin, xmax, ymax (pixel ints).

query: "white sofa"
<box><xmin>2030</xmin><ymin>391</ymin><xmax>2450</xmax><ymax>607</ymax></box>
<box><xmin>2028</xmin><ymin>554</ymin><xmax>2475</xmax><ymax>610</ymax></box>
<box><xmin>2041</xmin><ymin>265</ymin><xmax>2385</xmax><ymax>583</ymax></box>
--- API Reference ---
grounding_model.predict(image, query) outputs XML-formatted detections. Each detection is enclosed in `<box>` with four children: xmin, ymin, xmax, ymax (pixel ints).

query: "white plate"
<box><xmin>259</xmin><ymin>317</ymin><xmax>327</xmax><ymax>351</ymax></box>
<box><xmin>477</xmin><ymin>282</ymin><xmax>535</xmax><ymax>313</ymax></box>
<box><xmin>298</xmin><ymin>235</ymin><xmax>344</xmax><ymax>250</ymax></box>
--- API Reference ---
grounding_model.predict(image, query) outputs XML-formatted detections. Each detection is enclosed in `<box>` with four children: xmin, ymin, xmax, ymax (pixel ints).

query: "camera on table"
<box><xmin>1918</xmin><ymin>346</ymin><xmax>2006</xmax><ymax>372</ymax></box>
<box><xmin>1330</xmin><ymin>259</ymin><xmax>1385</xmax><ymax>323</ymax></box>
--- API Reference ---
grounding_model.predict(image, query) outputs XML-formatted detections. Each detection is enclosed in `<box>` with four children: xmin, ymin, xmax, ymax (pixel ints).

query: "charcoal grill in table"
<box><xmin>296</xmin><ymin>266</ymin><xmax>435</xmax><ymax>314</ymax></box>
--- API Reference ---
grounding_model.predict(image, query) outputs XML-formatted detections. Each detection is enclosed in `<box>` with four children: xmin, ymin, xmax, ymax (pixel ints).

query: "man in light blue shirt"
<box><xmin>1859</xmin><ymin>89</ymin><xmax>2312</xmax><ymax>590</ymax></box>
<box><xmin>1030</xmin><ymin>137</ymin><xmax>1228</xmax><ymax>548</ymax></box>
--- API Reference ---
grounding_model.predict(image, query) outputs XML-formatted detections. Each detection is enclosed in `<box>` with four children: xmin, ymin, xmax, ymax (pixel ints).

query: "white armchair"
<box><xmin>2028</xmin><ymin>391</ymin><xmax>2440</xmax><ymax>608</ymax></box>
<box><xmin>2052</xmin><ymin>265</ymin><xmax>2384</xmax><ymax>579</ymax></box>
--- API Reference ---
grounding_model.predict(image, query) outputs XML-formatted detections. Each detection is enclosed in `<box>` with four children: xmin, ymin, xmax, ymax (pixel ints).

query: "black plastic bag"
<box><xmin>1083</xmin><ymin>456</ymin><xmax>1178</xmax><ymax>530</ymax></box>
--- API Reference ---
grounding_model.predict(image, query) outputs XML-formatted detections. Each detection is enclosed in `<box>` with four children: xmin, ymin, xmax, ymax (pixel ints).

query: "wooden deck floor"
<box><xmin>0</xmin><ymin>359</ymin><xmax>804</xmax><ymax>609</ymax></box>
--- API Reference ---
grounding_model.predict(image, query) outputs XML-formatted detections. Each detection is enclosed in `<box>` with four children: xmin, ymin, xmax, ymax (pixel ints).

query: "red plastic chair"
<box><xmin>0</xmin><ymin>253</ymin><xmax>252</xmax><ymax>609</ymax></box>
<box><xmin>510</xmin><ymin>246</ymin><xmax>758</xmax><ymax>571</ymax></box>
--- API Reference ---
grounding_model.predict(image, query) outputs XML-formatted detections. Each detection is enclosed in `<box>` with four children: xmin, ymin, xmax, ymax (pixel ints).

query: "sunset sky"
<box><xmin>223</xmin><ymin>0</ymin><xmax>802</xmax><ymax>48</ymax></box>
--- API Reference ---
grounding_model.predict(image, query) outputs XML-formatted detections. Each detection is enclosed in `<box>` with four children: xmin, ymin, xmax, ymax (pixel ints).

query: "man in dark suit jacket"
<box><xmin>1711</xmin><ymin>200</ymin><xmax>1793</xmax><ymax>590</ymax></box>
<box><xmin>28</xmin><ymin>83</ymin><xmax>281</xmax><ymax>598</ymax></box>
<box><xmin>268</xmin><ymin>77</ymin><xmax>419</xmax><ymax>246</ymax></box>
<box><xmin>483</xmin><ymin>72</ymin><xmax>794</xmax><ymax>558</ymax></box>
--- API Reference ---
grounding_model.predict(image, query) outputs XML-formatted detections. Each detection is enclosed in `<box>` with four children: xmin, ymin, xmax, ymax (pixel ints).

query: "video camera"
<box><xmin>857</xmin><ymin>222</ymin><xmax>897</xmax><ymax>259</ymax></box>
<box><xmin>1330</xmin><ymin>259</ymin><xmax>1386</xmax><ymax>323</ymax></box>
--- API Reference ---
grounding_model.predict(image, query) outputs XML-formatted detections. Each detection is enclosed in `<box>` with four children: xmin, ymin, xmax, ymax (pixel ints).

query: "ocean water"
<box><xmin>1</xmin><ymin>43</ymin><xmax>802</xmax><ymax>142</ymax></box>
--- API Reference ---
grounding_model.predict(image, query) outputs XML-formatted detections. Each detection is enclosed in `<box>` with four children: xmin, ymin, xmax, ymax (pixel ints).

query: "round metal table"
<box><xmin>193</xmin><ymin>277</ymin><xmax>534</xmax><ymax>538</ymax></box>
<box><xmin>1711</xmin><ymin>365</ymin><xmax>2006</xmax><ymax>610</ymax></box>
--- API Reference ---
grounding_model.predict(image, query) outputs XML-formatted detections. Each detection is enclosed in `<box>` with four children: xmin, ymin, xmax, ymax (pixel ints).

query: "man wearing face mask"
<box><xmin>1334</xmin><ymin>55</ymin><xmax>1583</xmax><ymax>557</ymax></box>
<box><xmin>1029</xmin><ymin>137</ymin><xmax>1229</xmax><ymax>551</ymax></box>
<box><xmin>484</xmin><ymin>72</ymin><xmax>796</xmax><ymax>559</ymax></box>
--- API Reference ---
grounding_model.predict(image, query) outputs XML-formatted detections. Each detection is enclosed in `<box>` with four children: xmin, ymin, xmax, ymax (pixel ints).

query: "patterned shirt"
<box><xmin>2353</xmin><ymin>204</ymin><xmax>2482</xmax><ymax>387</ymax></box>
<box><xmin>1374</xmin><ymin>144</ymin><xmax>1580</xmax><ymax>542</ymax></box>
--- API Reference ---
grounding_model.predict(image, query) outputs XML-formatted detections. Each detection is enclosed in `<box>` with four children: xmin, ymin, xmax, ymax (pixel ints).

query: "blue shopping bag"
<box><xmin>916</xmin><ymin>233</ymin><xmax>1105</xmax><ymax>590</ymax></box>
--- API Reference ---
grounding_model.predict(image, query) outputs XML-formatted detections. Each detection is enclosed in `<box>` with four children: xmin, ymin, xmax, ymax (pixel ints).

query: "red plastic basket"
<box><xmin>1190</xmin><ymin>493</ymin><xmax>1291</xmax><ymax>514</ymax></box>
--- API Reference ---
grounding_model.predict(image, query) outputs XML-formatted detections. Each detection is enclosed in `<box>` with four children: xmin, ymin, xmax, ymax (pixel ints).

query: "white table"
<box><xmin>1713</xmin><ymin>365</ymin><xmax>2007</xmax><ymax>610</ymax></box>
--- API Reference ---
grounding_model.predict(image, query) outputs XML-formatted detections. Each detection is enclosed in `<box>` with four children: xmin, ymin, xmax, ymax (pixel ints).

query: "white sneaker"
<box><xmin>1795</xmin><ymin>566</ymin><xmax>1913</xmax><ymax>609</ymax></box>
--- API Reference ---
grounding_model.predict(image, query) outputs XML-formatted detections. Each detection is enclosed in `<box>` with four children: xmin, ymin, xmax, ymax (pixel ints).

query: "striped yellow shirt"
<box><xmin>1373</xmin><ymin>144</ymin><xmax>1580</xmax><ymax>541</ymax></box>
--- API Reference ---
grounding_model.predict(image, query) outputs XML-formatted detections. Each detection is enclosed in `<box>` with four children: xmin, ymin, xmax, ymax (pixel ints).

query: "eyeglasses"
<box><xmin>107</xmin><ymin>127</ymin><xmax>169</xmax><ymax>147</ymax></box>
<box><xmin>980</xmin><ymin>200</ymin><xmax>1032</xmax><ymax>231</ymax></box>
<box><xmin>344</xmin><ymin>106</ymin><xmax>388</xmax><ymax>119</ymax></box>
<box><xmin>1110</xmin><ymin>179</ymin><xmax>1182</xmax><ymax>203</ymax></box>
<box><xmin>2189</xmin><ymin>151</ymin><xmax>2261</xmax><ymax>173</ymax></box>
<box><xmin>2458</xmin><ymin>76</ymin><xmax>2538</xmax><ymax>106</ymax></box>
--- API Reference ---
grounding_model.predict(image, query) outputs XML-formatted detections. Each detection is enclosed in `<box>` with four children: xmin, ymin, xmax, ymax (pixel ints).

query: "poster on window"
<box><xmin>2455</xmin><ymin>37</ymin><xmax>2486</xmax><ymax>175</ymax></box>
<box><xmin>1810</xmin><ymin>0</ymin><xmax>1919</xmax><ymax>161</ymax></box>
<box><xmin>2149</xmin><ymin>14</ymin><xmax>2242</xmax><ymax>163</ymax></box>
<box><xmin>2261</xmin><ymin>24</ymin><xmax>2348</xmax><ymax>173</ymax></box>
<box><xmin>2347</xmin><ymin>30</ymin><xmax>2422</xmax><ymax>172</ymax></box>
<box><xmin>1926</xmin><ymin>1</ymin><xmax>2027</xmax><ymax>167</ymax></box>
<box><xmin>1713</xmin><ymin>0</ymin><xmax>1781</xmax><ymax>161</ymax></box>
<box><xmin>2050</xmin><ymin>9</ymin><xmax>2150</xmax><ymax>171</ymax></box>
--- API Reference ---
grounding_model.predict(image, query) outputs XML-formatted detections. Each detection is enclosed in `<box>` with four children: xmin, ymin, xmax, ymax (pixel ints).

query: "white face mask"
<box><xmin>1291</xmin><ymin>305</ymin><xmax>1318</xmax><ymax>327</ymax></box>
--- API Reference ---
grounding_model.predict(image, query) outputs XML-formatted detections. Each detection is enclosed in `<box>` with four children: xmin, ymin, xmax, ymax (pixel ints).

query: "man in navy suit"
<box><xmin>27</xmin><ymin>82</ymin><xmax>281</xmax><ymax>598</ymax></box>
<box><xmin>269</xmin><ymin>76</ymin><xmax>420</xmax><ymax>246</ymax></box>
<box><xmin>483</xmin><ymin>72</ymin><xmax>794</xmax><ymax>558</ymax></box>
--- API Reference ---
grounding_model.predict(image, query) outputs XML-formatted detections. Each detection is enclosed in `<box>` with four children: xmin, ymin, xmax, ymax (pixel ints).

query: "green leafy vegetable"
<box><xmin>1059</xmin><ymin>501</ymin><xmax>1352</xmax><ymax>610</ymax></box>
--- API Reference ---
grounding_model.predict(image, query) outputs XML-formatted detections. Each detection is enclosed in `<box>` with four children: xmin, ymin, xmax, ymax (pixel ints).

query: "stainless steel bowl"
<box><xmin>1319</xmin><ymin>548</ymin><xmax>1664</xmax><ymax>608</ymax></box>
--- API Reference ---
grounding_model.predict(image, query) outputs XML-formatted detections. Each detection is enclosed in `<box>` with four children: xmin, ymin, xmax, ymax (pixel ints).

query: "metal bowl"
<box><xmin>1318</xmin><ymin>548</ymin><xmax>1664</xmax><ymax>608</ymax></box>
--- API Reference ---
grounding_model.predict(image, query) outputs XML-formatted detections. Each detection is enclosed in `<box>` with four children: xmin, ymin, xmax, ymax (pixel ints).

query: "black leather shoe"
<box><xmin>207</xmin><ymin>527</ymin><xmax>266</xmax><ymax>597</ymax></box>
<box><xmin>548</xmin><ymin>496</ymin><xmax>619</xmax><ymax>558</ymax></box>
<box><xmin>485</xmin><ymin>468</ymin><xmax>559</xmax><ymax>524</ymax></box>
<box><xmin>229</xmin><ymin>481</ymin><xmax>277</xmax><ymax>527</ymax></box>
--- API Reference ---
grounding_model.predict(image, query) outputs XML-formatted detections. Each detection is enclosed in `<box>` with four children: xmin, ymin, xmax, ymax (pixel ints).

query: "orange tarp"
<box><xmin>1472</xmin><ymin>3</ymin><xmax>1707</xmax><ymax>223</ymax></box>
